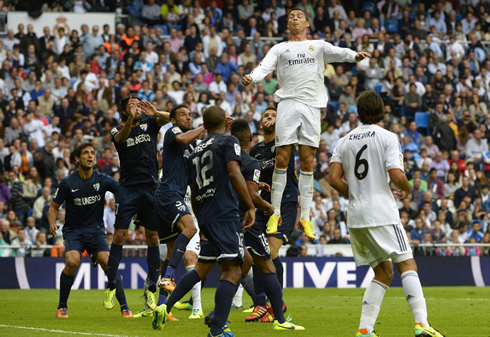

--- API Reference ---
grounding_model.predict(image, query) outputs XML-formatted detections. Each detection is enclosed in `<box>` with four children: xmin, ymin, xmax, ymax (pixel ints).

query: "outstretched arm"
<box><xmin>323</xmin><ymin>41</ymin><xmax>371</xmax><ymax>64</ymax></box>
<box><xmin>175</xmin><ymin>126</ymin><xmax>205</xmax><ymax>146</ymax></box>
<box><xmin>243</xmin><ymin>47</ymin><xmax>278</xmax><ymax>86</ymax></box>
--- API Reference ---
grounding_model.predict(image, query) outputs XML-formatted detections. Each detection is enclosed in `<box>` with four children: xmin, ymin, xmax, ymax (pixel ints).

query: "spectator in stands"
<box><xmin>10</xmin><ymin>228</ymin><xmax>30</xmax><ymax>257</ymax></box>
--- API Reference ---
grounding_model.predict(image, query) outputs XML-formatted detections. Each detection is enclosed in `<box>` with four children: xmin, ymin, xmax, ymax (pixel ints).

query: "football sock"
<box><xmin>240</xmin><ymin>274</ymin><xmax>256</xmax><ymax>305</ymax></box>
<box><xmin>401</xmin><ymin>270</ymin><xmax>430</xmax><ymax>328</ymax></box>
<box><xmin>166</xmin><ymin>234</ymin><xmax>190</xmax><ymax>278</ymax></box>
<box><xmin>115</xmin><ymin>271</ymin><xmax>129</xmax><ymax>310</ymax></box>
<box><xmin>210</xmin><ymin>280</ymin><xmax>238</xmax><ymax>336</ymax></box>
<box><xmin>107</xmin><ymin>243</ymin><xmax>123</xmax><ymax>289</ymax></box>
<box><xmin>186</xmin><ymin>265</ymin><xmax>202</xmax><ymax>311</ymax></box>
<box><xmin>58</xmin><ymin>271</ymin><xmax>74</xmax><ymax>308</ymax></box>
<box><xmin>272</xmin><ymin>257</ymin><xmax>284</xmax><ymax>290</ymax></box>
<box><xmin>253</xmin><ymin>265</ymin><xmax>267</xmax><ymax>306</ymax></box>
<box><xmin>167</xmin><ymin>269</ymin><xmax>200</xmax><ymax>312</ymax></box>
<box><xmin>359</xmin><ymin>279</ymin><xmax>388</xmax><ymax>333</ymax></box>
<box><xmin>263</xmin><ymin>272</ymin><xmax>286</xmax><ymax>324</ymax></box>
<box><xmin>158</xmin><ymin>259</ymin><xmax>170</xmax><ymax>305</ymax></box>
<box><xmin>232</xmin><ymin>284</ymin><xmax>244</xmax><ymax>307</ymax></box>
<box><xmin>271</xmin><ymin>168</ymin><xmax>287</xmax><ymax>216</ymax></box>
<box><xmin>299</xmin><ymin>170</ymin><xmax>314</xmax><ymax>221</ymax></box>
<box><xmin>147</xmin><ymin>246</ymin><xmax>160</xmax><ymax>293</ymax></box>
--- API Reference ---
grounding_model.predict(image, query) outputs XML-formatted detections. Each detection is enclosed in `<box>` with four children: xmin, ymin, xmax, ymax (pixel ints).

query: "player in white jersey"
<box><xmin>329</xmin><ymin>91</ymin><xmax>444</xmax><ymax>337</ymax></box>
<box><xmin>242</xmin><ymin>7</ymin><xmax>371</xmax><ymax>241</ymax></box>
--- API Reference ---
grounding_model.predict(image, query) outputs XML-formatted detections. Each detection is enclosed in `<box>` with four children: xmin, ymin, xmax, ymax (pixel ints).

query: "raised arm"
<box><xmin>139</xmin><ymin>101</ymin><xmax>170</xmax><ymax>127</ymax></box>
<box><xmin>323</xmin><ymin>41</ymin><xmax>371</xmax><ymax>64</ymax></box>
<box><xmin>175</xmin><ymin>126</ymin><xmax>205</xmax><ymax>146</ymax></box>
<box><xmin>113</xmin><ymin>100</ymin><xmax>136</xmax><ymax>143</ymax></box>
<box><xmin>243</xmin><ymin>46</ymin><xmax>278</xmax><ymax>86</ymax></box>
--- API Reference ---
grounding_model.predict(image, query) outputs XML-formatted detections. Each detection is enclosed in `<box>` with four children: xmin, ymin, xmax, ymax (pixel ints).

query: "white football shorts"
<box><xmin>349</xmin><ymin>223</ymin><xmax>413</xmax><ymax>269</ymax></box>
<box><xmin>276</xmin><ymin>99</ymin><xmax>321</xmax><ymax>148</ymax></box>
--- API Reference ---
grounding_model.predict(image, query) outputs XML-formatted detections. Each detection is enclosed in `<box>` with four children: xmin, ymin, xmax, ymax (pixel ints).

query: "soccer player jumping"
<box><xmin>329</xmin><ymin>91</ymin><xmax>444</xmax><ymax>337</ymax></box>
<box><xmin>243</xmin><ymin>7</ymin><xmax>370</xmax><ymax>239</ymax></box>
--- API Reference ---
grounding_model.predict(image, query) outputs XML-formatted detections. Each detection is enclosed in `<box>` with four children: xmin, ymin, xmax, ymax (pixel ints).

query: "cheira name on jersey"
<box><xmin>349</xmin><ymin>130</ymin><xmax>376</xmax><ymax>141</ymax></box>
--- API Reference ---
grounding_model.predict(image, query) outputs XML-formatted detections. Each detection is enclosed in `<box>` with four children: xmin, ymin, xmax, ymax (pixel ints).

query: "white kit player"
<box><xmin>242</xmin><ymin>7</ymin><xmax>371</xmax><ymax>240</ymax></box>
<box><xmin>329</xmin><ymin>91</ymin><xmax>444</xmax><ymax>337</ymax></box>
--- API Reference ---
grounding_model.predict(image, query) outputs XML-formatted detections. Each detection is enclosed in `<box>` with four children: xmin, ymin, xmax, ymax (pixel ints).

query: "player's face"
<box><xmin>77</xmin><ymin>147</ymin><xmax>96</xmax><ymax>169</ymax></box>
<box><xmin>128</xmin><ymin>98</ymin><xmax>143</xmax><ymax>122</ymax></box>
<box><xmin>261</xmin><ymin>110</ymin><xmax>276</xmax><ymax>132</ymax></box>
<box><xmin>287</xmin><ymin>10</ymin><xmax>308</xmax><ymax>34</ymax></box>
<box><xmin>174</xmin><ymin>108</ymin><xmax>192</xmax><ymax>131</ymax></box>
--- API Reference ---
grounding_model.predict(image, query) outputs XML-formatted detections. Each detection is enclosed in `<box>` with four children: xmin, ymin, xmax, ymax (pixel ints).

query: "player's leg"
<box><xmin>184</xmin><ymin>249</ymin><xmax>203</xmax><ymax>318</ymax></box>
<box><xmin>297</xmin><ymin>144</ymin><xmax>317</xmax><ymax>240</ymax></box>
<box><xmin>268</xmin><ymin>236</ymin><xmax>285</xmax><ymax>289</ymax></box>
<box><xmin>233</xmin><ymin>249</ymin><xmax>255</xmax><ymax>309</ymax></box>
<box><xmin>270</xmin><ymin>145</ymin><xmax>293</xmax><ymax>225</ymax></box>
<box><xmin>97</xmin><ymin>250</ymin><xmax>132</xmax><ymax>317</ymax></box>
<box><xmin>144</xmin><ymin>228</ymin><xmax>161</xmax><ymax>308</ymax></box>
<box><xmin>57</xmin><ymin>249</ymin><xmax>81</xmax><ymax>317</ymax></box>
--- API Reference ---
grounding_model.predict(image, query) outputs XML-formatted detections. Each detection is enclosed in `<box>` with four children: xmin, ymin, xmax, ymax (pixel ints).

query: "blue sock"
<box><xmin>115</xmin><ymin>271</ymin><xmax>128</xmax><ymax>310</ymax></box>
<box><xmin>263</xmin><ymin>272</ymin><xmax>285</xmax><ymax>324</ymax></box>
<box><xmin>240</xmin><ymin>274</ymin><xmax>256</xmax><ymax>305</ymax></box>
<box><xmin>166</xmin><ymin>270</ymin><xmax>201</xmax><ymax>312</ymax></box>
<box><xmin>58</xmin><ymin>272</ymin><xmax>74</xmax><ymax>308</ymax></box>
<box><xmin>161</xmin><ymin>259</ymin><xmax>170</xmax><ymax>278</ymax></box>
<box><xmin>210</xmin><ymin>280</ymin><xmax>238</xmax><ymax>336</ymax></box>
<box><xmin>166</xmin><ymin>234</ymin><xmax>190</xmax><ymax>278</ymax></box>
<box><xmin>253</xmin><ymin>265</ymin><xmax>266</xmax><ymax>306</ymax></box>
<box><xmin>107</xmin><ymin>243</ymin><xmax>123</xmax><ymax>289</ymax></box>
<box><xmin>147</xmin><ymin>246</ymin><xmax>160</xmax><ymax>293</ymax></box>
<box><xmin>273</xmin><ymin>257</ymin><xmax>284</xmax><ymax>290</ymax></box>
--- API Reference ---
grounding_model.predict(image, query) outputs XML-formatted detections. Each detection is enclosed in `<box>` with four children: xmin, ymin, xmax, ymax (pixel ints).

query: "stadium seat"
<box><xmin>348</xmin><ymin>105</ymin><xmax>358</xmax><ymax>114</ymax></box>
<box><xmin>415</xmin><ymin>112</ymin><xmax>430</xmax><ymax>135</ymax></box>
<box><xmin>362</xmin><ymin>2</ymin><xmax>377</xmax><ymax>16</ymax></box>
<box><xmin>386</xmin><ymin>20</ymin><xmax>398</xmax><ymax>33</ymax></box>
<box><xmin>329</xmin><ymin>101</ymin><xmax>339</xmax><ymax>112</ymax></box>
<box><xmin>375</xmin><ymin>84</ymin><xmax>382</xmax><ymax>94</ymax></box>
<box><xmin>351</xmin><ymin>66</ymin><xmax>357</xmax><ymax>75</ymax></box>
<box><xmin>155</xmin><ymin>24</ymin><xmax>168</xmax><ymax>36</ymax></box>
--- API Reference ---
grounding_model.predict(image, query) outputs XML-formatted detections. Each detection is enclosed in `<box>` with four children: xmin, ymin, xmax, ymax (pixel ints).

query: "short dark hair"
<box><xmin>229</xmin><ymin>118</ymin><xmax>251</xmax><ymax>143</ymax></box>
<box><xmin>73</xmin><ymin>143</ymin><xmax>95</xmax><ymax>160</ymax></box>
<box><xmin>203</xmin><ymin>105</ymin><xmax>225</xmax><ymax>129</ymax></box>
<box><xmin>119</xmin><ymin>95</ymin><xmax>141</xmax><ymax>122</ymax></box>
<box><xmin>357</xmin><ymin>90</ymin><xmax>385</xmax><ymax>125</ymax></box>
<box><xmin>289</xmin><ymin>7</ymin><xmax>306</xmax><ymax>16</ymax></box>
<box><xmin>170</xmin><ymin>104</ymin><xmax>189</xmax><ymax>120</ymax></box>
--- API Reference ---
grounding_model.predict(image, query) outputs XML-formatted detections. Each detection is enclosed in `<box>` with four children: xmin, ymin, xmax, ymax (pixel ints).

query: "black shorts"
<box><xmin>64</xmin><ymin>229</ymin><xmax>109</xmax><ymax>255</ymax></box>
<box><xmin>256</xmin><ymin>201</ymin><xmax>298</xmax><ymax>244</ymax></box>
<box><xmin>198</xmin><ymin>221</ymin><xmax>245</xmax><ymax>264</ymax></box>
<box><xmin>245</xmin><ymin>223</ymin><xmax>271</xmax><ymax>260</ymax></box>
<box><xmin>114</xmin><ymin>184</ymin><xmax>157</xmax><ymax>231</ymax></box>
<box><xmin>156</xmin><ymin>194</ymin><xmax>191</xmax><ymax>243</ymax></box>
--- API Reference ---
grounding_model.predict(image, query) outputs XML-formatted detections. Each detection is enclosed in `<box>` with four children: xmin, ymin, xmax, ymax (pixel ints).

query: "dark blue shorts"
<box><xmin>114</xmin><ymin>184</ymin><xmax>157</xmax><ymax>231</ymax></box>
<box><xmin>64</xmin><ymin>229</ymin><xmax>109</xmax><ymax>255</ymax></box>
<box><xmin>245</xmin><ymin>223</ymin><xmax>271</xmax><ymax>260</ymax></box>
<box><xmin>257</xmin><ymin>201</ymin><xmax>298</xmax><ymax>244</ymax></box>
<box><xmin>198</xmin><ymin>221</ymin><xmax>245</xmax><ymax>264</ymax></box>
<box><xmin>156</xmin><ymin>194</ymin><xmax>191</xmax><ymax>243</ymax></box>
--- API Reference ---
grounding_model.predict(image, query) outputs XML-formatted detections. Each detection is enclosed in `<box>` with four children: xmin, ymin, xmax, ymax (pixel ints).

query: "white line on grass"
<box><xmin>0</xmin><ymin>324</ymin><xmax>127</xmax><ymax>337</ymax></box>
<box><xmin>330</xmin><ymin>295</ymin><xmax>489</xmax><ymax>301</ymax></box>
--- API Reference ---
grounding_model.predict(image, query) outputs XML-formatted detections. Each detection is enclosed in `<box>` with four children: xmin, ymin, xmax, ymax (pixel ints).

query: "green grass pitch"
<box><xmin>0</xmin><ymin>287</ymin><xmax>489</xmax><ymax>336</ymax></box>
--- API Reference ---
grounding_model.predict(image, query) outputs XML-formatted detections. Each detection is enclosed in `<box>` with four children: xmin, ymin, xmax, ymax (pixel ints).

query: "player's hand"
<box><xmin>225</xmin><ymin>116</ymin><xmax>233</xmax><ymax>130</ymax></box>
<box><xmin>393</xmin><ymin>189</ymin><xmax>409</xmax><ymax>199</ymax></box>
<box><xmin>258</xmin><ymin>182</ymin><xmax>270</xmax><ymax>192</ymax></box>
<box><xmin>139</xmin><ymin>100</ymin><xmax>158</xmax><ymax>116</ymax></box>
<box><xmin>355</xmin><ymin>51</ymin><xmax>371</xmax><ymax>62</ymax></box>
<box><xmin>262</xmin><ymin>118</ymin><xmax>274</xmax><ymax>130</ymax></box>
<box><xmin>242</xmin><ymin>209</ymin><xmax>255</xmax><ymax>232</ymax></box>
<box><xmin>242</xmin><ymin>75</ymin><xmax>253</xmax><ymax>86</ymax></box>
<box><xmin>49</xmin><ymin>223</ymin><xmax>59</xmax><ymax>238</ymax></box>
<box><xmin>127</xmin><ymin>99</ymin><xmax>137</xmax><ymax>119</ymax></box>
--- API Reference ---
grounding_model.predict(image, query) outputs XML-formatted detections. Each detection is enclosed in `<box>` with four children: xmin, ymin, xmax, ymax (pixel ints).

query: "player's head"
<box><xmin>203</xmin><ymin>105</ymin><xmax>226</xmax><ymax>132</ymax></box>
<box><xmin>357</xmin><ymin>90</ymin><xmax>385</xmax><ymax>125</ymax></box>
<box><xmin>74</xmin><ymin>143</ymin><xmax>95</xmax><ymax>170</ymax></box>
<box><xmin>119</xmin><ymin>95</ymin><xmax>143</xmax><ymax>123</ymax></box>
<box><xmin>287</xmin><ymin>7</ymin><xmax>309</xmax><ymax>34</ymax></box>
<box><xmin>230</xmin><ymin>118</ymin><xmax>252</xmax><ymax>145</ymax></box>
<box><xmin>170</xmin><ymin>104</ymin><xmax>192</xmax><ymax>131</ymax></box>
<box><xmin>261</xmin><ymin>107</ymin><xmax>276</xmax><ymax>134</ymax></box>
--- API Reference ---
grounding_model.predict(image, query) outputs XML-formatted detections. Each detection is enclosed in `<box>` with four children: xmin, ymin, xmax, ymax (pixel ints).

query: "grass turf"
<box><xmin>0</xmin><ymin>287</ymin><xmax>489</xmax><ymax>336</ymax></box>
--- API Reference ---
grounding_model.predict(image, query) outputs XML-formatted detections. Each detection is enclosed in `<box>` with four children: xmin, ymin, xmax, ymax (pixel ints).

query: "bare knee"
<box><xmin>220</xmin><ymin>259</ymin><xmax>242</xmax><ymax>285</ymax></box>
<box><xmin>182</xmin><ymin>224</ymin><xmax>197</xmax><ymax>239</ymax></box>
<box><xmin>374</xmin><ymin>261</ymin><xmax>394</xmax><ymax>286</ymax></box>
<box><xmin>395</xmin><ymin>258</ymin><xmax>418</xmax><ymax>275</ymax></box>
<box><xmin>113</xmin><ymin>229</ymin><xmax>128</xmax><ymax>245</ymax></box>
<box><xmin>184</xmin><ymin>251</ymin><xmax>197</xmax><ymax>267</ymax></box>
<box><xmin>255</xmin><ymin>258</ymin><xmax>275</xmax><ymax>274</ymax></box>
<box><xmin>299</xmin><ymin>155</ymin><xmax>315</xmax><ymax>172</ymax></box>
<box><xmin>64</xmin><ymin>257</ymin><xmax>80</xmax><ymax>275</ymax></box>
<box><xmin>145</xmin><ymin>229</ymin><xmax>159</xmax><ymax>246</ymax></box>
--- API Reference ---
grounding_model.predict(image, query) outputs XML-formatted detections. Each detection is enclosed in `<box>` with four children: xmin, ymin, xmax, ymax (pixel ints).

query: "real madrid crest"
<box><xmin>308</xmin><ymin>45</ymin><xmax>315</xmax><ymax>52</ymax></box>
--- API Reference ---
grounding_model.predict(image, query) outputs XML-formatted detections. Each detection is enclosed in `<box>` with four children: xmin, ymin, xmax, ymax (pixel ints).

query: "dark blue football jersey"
<box><xmin>250</xmin><ymin>140</ymin><xmax>299</xmax><ymax>205</ymax></box>
<box><xmin>53</xmin><ymin>171</ymin><xmax>118</xmax><ymax>234</ymax></box>
<box><xmin>111</xmin><ymin>117</ymin><xmax>160</xmax><ymax>186</ymax></box>
<box><xmin>157</xmin><ymin>125</ymin><xmax>195</xmax><ymax>197</ymax></box>
<box><xmin>238</xmin><ymin>151</ymin><xmax>261</xmax><ymax>219</ymax></box>
<box><xmin>188</xmin><ymin>133</ymin><xmax>242</xmax><ymax>224</ymax></box>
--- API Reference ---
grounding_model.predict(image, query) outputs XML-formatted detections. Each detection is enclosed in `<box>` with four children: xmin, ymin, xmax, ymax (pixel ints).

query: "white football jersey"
<box><xmin>330</xmin><ymin>124</ymin><xmax>404</xmax><ymax>228</ymax></box>
<box><xmin>250</xmin><ymin>40</ymin><xmax>357</xmax><ymax>108</ymax></box>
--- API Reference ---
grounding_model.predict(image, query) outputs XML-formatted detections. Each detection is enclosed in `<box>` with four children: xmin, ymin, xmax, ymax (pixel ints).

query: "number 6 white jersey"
<box><xmin>330</xmin><ymin>124</ymin><xmax>404</xmax><ymax>229</ymax></box>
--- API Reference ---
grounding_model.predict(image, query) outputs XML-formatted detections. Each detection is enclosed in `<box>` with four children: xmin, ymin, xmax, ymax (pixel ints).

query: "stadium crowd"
<box><xmin>0</xmin><ymin>0</ymin><xmax>489</xmax><ymax>258</ymax></box>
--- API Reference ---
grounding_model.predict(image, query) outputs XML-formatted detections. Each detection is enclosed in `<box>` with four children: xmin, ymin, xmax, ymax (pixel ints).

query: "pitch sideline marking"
<box><xmin>329</xmin><ymin>295</ymin><xmax>490</xmax><ymax>301</ymax></box>
<box><xmin>0</xmin><ymin>324</ymin><xmax>127</xmax><ymax>336</ymax></box>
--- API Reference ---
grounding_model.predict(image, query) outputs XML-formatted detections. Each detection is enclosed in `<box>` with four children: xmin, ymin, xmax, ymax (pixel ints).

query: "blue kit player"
<box><xmin>48</xmin><ymin>143</ymin><xmax>132</xmax><ymax>318</ymax></box>
<box><xmin>229</xmin><ymin>118</ymin><xmax>304</xmax><ymax>331</ymax></box>
<box><xmin>248</xmin><ymin>107</ymin><xmax>299</xmax><ymax>322</ymax></box>
<box><xmin>152</xmin><ymin>106</ymin><xmax>255</xmax><ymax>337</ymax></box>
<box><xmin>105</xmin><ymin>96</ymin><xmax>170</xmax><ymax>310</ymax></box>
<box><xmin>155</xmin><ymin>104</ymin><xmax>205</xmax><ymax>317</ymax></box>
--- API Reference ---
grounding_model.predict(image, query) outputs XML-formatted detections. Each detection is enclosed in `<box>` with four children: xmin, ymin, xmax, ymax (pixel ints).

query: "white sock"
<box><xmin>186</xmin><ymin>265</ymin><xmax>202</xmax><ymax>311</ymax></box>
<box><xmin>232</xmin><ymin>284</ymin><xmax>244</xmax><ymax>307</ymax></box>
<box><xmin>401</xmin><ymin>271</ymin><xmax>429</xmax><ymax>328</ymax></box>
<box><xmin>271</xmin><ymin>168</ymin><xmax>287</xmax><ymax>216</ymax></box>
<box><xmin>299</xmin><ymin>170</ymin><xmax>314</xmax><ymax>221</ymax></box>
<box><xmin>359</xmin><ymin>279</ymin><xmax>388</xmax><ymax>333</ymax></box>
